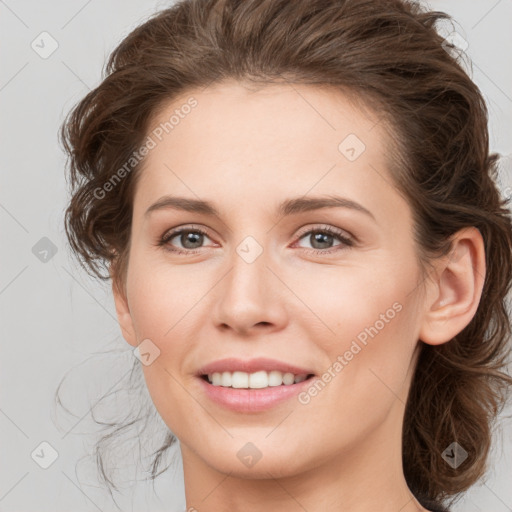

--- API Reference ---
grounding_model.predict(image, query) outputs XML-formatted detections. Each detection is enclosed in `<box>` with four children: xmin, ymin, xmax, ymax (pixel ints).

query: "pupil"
<box><xmin>183</xmin><ymin>231</ymin><xmax>203</xmax><ymax>249</ymax></box>
<box><xmin>312</xmin><ymin>232</ymin><xmax>332</xmax><ymax>249</ymax></box>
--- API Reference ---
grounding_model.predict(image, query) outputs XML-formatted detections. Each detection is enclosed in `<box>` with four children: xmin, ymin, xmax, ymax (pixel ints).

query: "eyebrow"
<box><xmin>144</xmin><ymin>194</ymin><xmax>375</xmax><ymax>220</ymax></box>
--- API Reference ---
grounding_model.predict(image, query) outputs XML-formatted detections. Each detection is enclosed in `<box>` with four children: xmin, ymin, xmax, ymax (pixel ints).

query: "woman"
<box><xmin>59</xmin><ymin>0</ymin><xmax>512</xmax><ymax>511</ymax></box>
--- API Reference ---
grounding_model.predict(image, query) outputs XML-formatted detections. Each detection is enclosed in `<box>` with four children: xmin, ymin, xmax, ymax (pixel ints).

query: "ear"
<box><xmin>418</xmin><ymin>227</ymin><xmax>486</xmax><ymax>345</ymax></box>
<box><xmin>109</xmin><ymin>263</ymin><xmax>138</xmax><ymax>347</ymax></box>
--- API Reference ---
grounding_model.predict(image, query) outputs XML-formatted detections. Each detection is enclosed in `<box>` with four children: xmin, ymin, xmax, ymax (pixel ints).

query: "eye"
<box><xmin>156</xmin><ymin>224</ymin><xmax>354</xmax><ymax>256</ymax></box>
<box><xmin>293</xmin><ymin>226</ymin><xmax>354</xmax><ymax>254</ymax></box>
<box><xmin>158</xmin><ymin>226</ymin><xmax>214</xmax><ymax>255</ymax></box>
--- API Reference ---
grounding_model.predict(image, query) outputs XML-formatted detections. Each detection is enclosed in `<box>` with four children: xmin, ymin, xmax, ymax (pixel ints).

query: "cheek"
<box><xmin>126</xmin><ymin>250</ymin><xmax>205</xmax><ymax>339</ymax></box>
<box><xmin>289</xmin><ymin>257</ymin><xmax>421</xmax><ymax>400</ymax></box>
<box><xmin>316</xmin><ymin>293</ymin><xmax>419</xmax><ymax>422</ymax></box>
<box><xmin>286</xmin><ymin>258</ymin><xmax>417</xmax><ymax>346</ymax></box>
<box><xmin>127</xmin><ymin>266</ymin><xmax>201</xmax><ymax>434</ymax></box>
<box><xmin>124</xmin><ymin>252</ymin><xmax>210</xmax><ymax>400</ymax></box>
<box><xmin>296</xmin><ymin>294</ymin><xmax>419</xmax><ymax>452</ymax></box>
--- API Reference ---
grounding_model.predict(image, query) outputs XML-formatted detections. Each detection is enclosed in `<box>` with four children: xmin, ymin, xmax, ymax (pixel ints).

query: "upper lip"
<box><xmin>196</xmin><ymin>357</ymin><xmax>315</xmax><ymax>376</ymax></box>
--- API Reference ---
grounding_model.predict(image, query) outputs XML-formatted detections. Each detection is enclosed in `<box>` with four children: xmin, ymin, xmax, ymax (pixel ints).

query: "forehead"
<box><xmin>133</xmin><ymin>80</ymin><xmax>401</xmax><ymax>219</ymax></box>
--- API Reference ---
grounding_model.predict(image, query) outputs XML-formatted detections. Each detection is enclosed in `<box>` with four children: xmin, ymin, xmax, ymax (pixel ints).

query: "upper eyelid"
<box><xmin>295</xmin><ymin>225</ymin><xmax>352</xmax><ymax>240</ymax></box>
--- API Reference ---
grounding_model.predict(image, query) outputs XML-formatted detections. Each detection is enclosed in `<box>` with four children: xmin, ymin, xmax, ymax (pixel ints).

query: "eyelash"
<box><xmin>157</xmin><ymin>224</ymin><xmax>354</xmax><ymax>256</ymax></box>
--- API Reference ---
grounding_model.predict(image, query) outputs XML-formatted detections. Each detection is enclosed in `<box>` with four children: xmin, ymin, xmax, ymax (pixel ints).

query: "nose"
<box><xmin>212</xmin><ymin>247</ymin><xmax>289</xmax><ymax>337</ymax></box>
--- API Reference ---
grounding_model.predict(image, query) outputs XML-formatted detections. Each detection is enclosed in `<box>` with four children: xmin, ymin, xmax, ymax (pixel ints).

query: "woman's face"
<box><xmin>114</xmin><ymin>81</ymin><xmax>427</xmax><ymax>479</ymax></box>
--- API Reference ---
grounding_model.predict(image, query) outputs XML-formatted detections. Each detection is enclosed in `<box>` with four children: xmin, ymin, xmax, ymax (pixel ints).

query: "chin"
<box><xmin>196</xmin><ymin>440</ymin><xmax>315</xmax><ymax>479</ymax></box>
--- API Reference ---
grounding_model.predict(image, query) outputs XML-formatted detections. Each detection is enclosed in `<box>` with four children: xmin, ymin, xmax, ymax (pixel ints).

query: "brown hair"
<box><xmin>59</xmin><ymin>0</ymin><xmax>512</xmax><ymax>509</ymax></box>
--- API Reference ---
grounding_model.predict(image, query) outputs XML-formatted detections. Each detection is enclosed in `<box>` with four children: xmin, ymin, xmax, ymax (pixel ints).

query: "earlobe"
<box><xmin>419</xmin><ymin>227</ymin><xmax>486</xmax><ymax>346</ymax></box>
<box><xmin>110</xmin><ymin>264</ymin><xmax>138</xmax><ymax>347</ymax></box>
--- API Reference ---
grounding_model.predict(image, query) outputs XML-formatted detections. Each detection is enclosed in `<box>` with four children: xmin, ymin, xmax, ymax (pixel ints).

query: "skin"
<box><xmin>112</xmin><ymin>80</ymin><xmax>486</xmax><ymax>512</ymax></box>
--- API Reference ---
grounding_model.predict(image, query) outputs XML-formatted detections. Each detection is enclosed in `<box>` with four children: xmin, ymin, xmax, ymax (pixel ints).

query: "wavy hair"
<box><xmin>58</xmin><ymin>0</ymin><xmax>512</xmax><ymax>510</ymax></box>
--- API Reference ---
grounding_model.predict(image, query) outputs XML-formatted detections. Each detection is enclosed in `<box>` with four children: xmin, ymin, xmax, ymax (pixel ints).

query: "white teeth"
<box><xmin>221</xmin><ymin>372</ymin><xmax>232</xmax><ymax>387</ymax></box>
<box><xmin>232</xmin><ymin>371</ymin><xmax>249</xmax><ymax>388</ymax></box>
<box><xmin>206</xmin><ymin>370</ymin><xmax>310</xmax><ymax>388</ymax></box>
<box><xmin>268</xmin><ymin>370</ymin><xmax>283</xmax><ymax>386</ymax></box>
<box><xmin>249</xmin><ymin>370</ymin><xmax>268</xmax><ymax>388</ymax></box>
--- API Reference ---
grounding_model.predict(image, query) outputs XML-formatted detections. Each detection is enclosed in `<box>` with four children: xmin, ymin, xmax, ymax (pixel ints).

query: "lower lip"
<box><xmin>197</xmin><ymin>375</ymin><xmax>316</xmax><ymax>412</ymax></box>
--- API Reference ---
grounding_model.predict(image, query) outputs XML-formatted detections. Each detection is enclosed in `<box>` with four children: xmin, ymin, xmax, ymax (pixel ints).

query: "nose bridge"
<box><xmin>213</xmin><ymin>233</ymin><xmax>286</xmax><ymax>333</ymax></box>
<box><xmin>225</xmin><ymin>238</ymin><xmax>271</xmax><ymax>310</ymax></box>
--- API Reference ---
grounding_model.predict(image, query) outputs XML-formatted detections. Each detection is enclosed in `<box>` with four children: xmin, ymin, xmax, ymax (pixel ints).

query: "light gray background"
<box><xmin>1</xmin><ymin>1</ymin><xmax>511</xmax><ymax>511</ymax></box>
